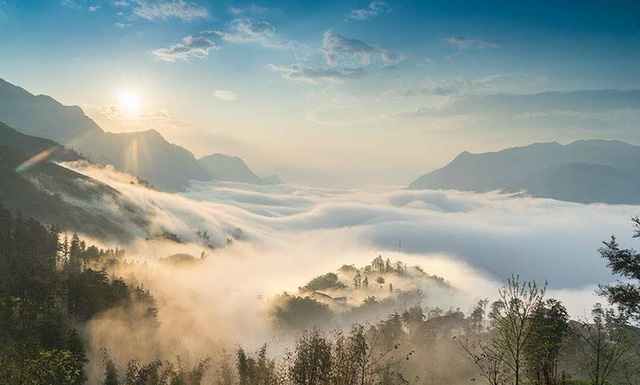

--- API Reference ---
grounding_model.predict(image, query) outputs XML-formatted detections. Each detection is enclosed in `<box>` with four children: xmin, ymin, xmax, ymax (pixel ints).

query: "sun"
<box><xmin>117</xmin><ymin>91</ymin><xmax>141</xmax><ymax>116</ymax></box>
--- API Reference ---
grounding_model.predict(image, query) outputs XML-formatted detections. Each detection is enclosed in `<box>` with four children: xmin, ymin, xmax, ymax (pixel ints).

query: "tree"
<box><xmin>237</xmin><ymin>345</ymin><xmax>275</xmax><ymax>385</ymax></box>
<box><xmin>489</xmin><ymin>275</ymin><xmax>546</xmax><ymax>385</ymax></box>
<box><xmin>597</xmin><ymin>218</ymin><xmax>640</xmax><ymax>323</ymax></box>
<box><xmin>457</xmin><ymin>338</ymin><xmax>508</xmax><ymax>385</ymax></box>
<box><xmin>523</xmin><ymin>299</ymin><xmax>570</xmax><ymax>385</ymax></box>
<box><xmin>467</xmin><ymin>299</ymin><xmax>489</xmax><ymax>335</ymax></box>
<box><xmin>354</xmin><ymin>272</ymin><xmax>362</xmax><ymax>290</ymax></box>
<box><xmin>376</xmin><ymin>276</ymin><xmax>386</xmax><ymax>288</ymax></box>
<box><xmin>573</xmin><ymin>304</ymin><xmax>631</xmax><ymax>385</ymax></box>
<box><xmin>287</xmin><ymin>329</ymin><xmax>332</xmax><ymax>385</ymax></box>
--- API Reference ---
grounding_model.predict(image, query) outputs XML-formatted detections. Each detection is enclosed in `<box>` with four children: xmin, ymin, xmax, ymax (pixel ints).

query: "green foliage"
<box><xmin>236</xmin><ymin>345</ymin><xmax>276</xmax><ymax>385</ymax></box>
<box><xmin>300</xmin><ymin>273</ymin><xmax>347</xmax><ymax>292</ymax></box>
<box><xmin>0</xmin><ymin>206</ymin><xmax>157</xmax><ymax>383</ymax></box>
<box><xmin>524</xmin><ymin>299</ymin><xmax>570</xmax><ymax>385</ymax></box>
<box><xmin>271</xmin><ymin>294</ymin><xmax>333</xmax><ymax>331</ymax></box>
<box><xmin>287</xmin><ymin>329</ymin><xmax>333</xmax><ymax>385</ymax></box>
<box><xmin>597</xmin><ymin>234</ymin><xmax>640</xmax><ymax>323</ymax></box>
<box><xmin>489</xmin><ymin>275</ymin><xmax>546</xmax><ymax>385</ymax></box>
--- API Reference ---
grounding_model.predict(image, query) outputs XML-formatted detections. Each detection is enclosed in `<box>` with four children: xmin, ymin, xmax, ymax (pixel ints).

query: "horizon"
<box><xmin>1</xmin><ymin>0</ymin><xmax>639</xmax><ymax>183</ymax></box>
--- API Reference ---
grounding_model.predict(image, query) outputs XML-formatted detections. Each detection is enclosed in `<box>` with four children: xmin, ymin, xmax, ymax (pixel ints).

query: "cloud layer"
<box><xmin>63</xmin><ymin>161</ymin><xmax>639</xmax><ymax>293</ymax></box>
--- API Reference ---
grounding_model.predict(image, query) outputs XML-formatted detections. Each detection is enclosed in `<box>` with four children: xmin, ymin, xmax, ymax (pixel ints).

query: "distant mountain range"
<box><xmin>0</xmin><ymin>78</ymin><xmax>280</xmax><ymax>190</ymax></box>
<box><xmin>410</xmin><ymin>140</ymin><xmax>640</xmax><ymax>204</ymax></box>
<box><xmin>198</xmin><ymin>153</ymin><xmax>282</xmax><ymax>185</ymax></box>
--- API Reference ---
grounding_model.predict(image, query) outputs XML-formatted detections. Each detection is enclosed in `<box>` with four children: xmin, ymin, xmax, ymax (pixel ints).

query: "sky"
<box><xmin>1</xmin><ymin>0</ymin><xmax>639</xmax><ymax>183</ymax></box>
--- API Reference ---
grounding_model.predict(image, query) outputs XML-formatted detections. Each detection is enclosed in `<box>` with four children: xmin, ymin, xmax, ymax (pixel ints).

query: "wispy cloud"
<box><xmin>267</xmin><ymin>63</ymin><xmax>365</xmax><ymax>84</ymax></box>
<box><xmin>321</xmin><ymin>30</ymin><xmax>377</xmax><ymax>66</ymax></box>
<box><xmin>152</xmin><ymin>18</ymin><xmax>303</xmax><ymax>62</ymax></box>
<box><xmin>218</xmin><ymin>18</ymin><xmax>278</xmax><ymax>46</ymax></box>
<box><xmin>382</xmin><ymin>76</ymin><xmax>509</xmax><ymax>99</ymax></box>
<box><xmin>228</xmin><ymin>4</ymin><xmax>267</xmax><ymax>15</ymax></box>
<box><xmin>132</xmin><ymin>0</ymin><xmax>209</xmax><ymax>21</ymax></box>
<box><xmin>321</xmin><ymin>29</ymin><xmax>403</xmax><ymax>69</ymax></box>
<box><xmin>62</xmin><ymin>0</ymin><xmax>100</xmax><ymax>11</ymax></box>
<box><xmin>346</xmin><ymin>1</ymin><xmax>392</xmax><ymax>21</ymax></box>
<box><xmin>446</xmin><ymin>36</ymin><xmax>500</xmax><ymax>51</ymax></box>
<box><xmin>151</xmin><ymin>31</ymin><xmax>220</xmax><ymax>61</ymax></box>
<box><xmin>213</xmin><ymin>89</ymin><xmax>237</xmax><ymax>101</ymax></box>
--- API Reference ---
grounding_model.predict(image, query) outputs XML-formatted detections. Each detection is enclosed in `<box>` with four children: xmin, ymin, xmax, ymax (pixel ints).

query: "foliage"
<box><xmin>572</xmin><ymin>304</ymin><xmax>631</xmax><ymax>385</ymax></box>
<box><xmin>271</xmin><ymin>294</ymin><xmax>334</xmax><ymax>331</ymax></box>
<box><xmin>597</xmin><ymin>231</ymin><xmax>640</xmax><ymax>323</ymax></box>
<box><xmin>300</xmin><ymin>273</ymin><xmax>347</xmax><ymax>292</ymax></box>
<box><xmin>236</xmin><ymin>345</ymin><xmax>276</xmax><ymax>385</ymax></box>
<box><xmin>0</xmin><ymin>206</ymin><xmax>157</xmax><ymax>383</ymax></box>
<box><xmin>524</xmin><ymin>299</ymin><xmax>570</xmax><ymax>385</ymax></box>
<box><xmin>489</xmin><ymin>275</ymin><xmax>546</xmax><ymax>385</ymax></box>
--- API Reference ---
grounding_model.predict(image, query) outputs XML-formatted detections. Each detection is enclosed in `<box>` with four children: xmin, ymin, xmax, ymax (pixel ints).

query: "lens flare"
<box><xmin>15</xmin><ymin>147</ymin><xmax>57</xmax><ymax>173</ymax></box>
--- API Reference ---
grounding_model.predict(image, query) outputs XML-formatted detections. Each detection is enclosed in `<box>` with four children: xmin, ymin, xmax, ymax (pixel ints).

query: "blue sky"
<box><xmin>1</xmin><ymin>0</ymin><xmax>639</xmax><ymax>182</ymax></box>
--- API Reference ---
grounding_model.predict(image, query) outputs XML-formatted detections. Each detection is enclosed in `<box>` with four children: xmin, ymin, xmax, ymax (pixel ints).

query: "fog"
<box><xmin>59</xmin><ymin>161</ymin><xmax>639</xmax><ymax>381</ymax></box>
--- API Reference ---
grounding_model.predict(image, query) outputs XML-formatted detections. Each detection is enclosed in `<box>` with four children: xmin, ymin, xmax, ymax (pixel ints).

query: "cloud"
<box><xmin>382</xmin><ymin>78</ymin><xmax>478</xmax><ymax>99</ymax></box>
<box><xmin>321</xmin><ymin>30</ymin><xmax>378</xmax><ymax>66</ymax></box>
<box><xmin>346</xmin><ymin>1</ymin><xmax>392</xmax><ymax>21</ymax></box>
<box><xmin>320</xmin><ymin>30</ymin><xmax>403</xmax><ymax>69</ymax></box>
<box><xmin>151</xmin><ymin>30</ymin><xmax>220</xmax><ymax>61</ymax></box>
<box><xmin>436</xmin><ymin>89</ymin><xmax>640</xmax><ymax>116</ymax></box>
<box><xmin>213</xmin><ymin>89</ymin><xmax>237</xmax><ymax>101</ymax></box>
<box><xmin>228</xmin><ymin>4</ymin><xmax>267</xmax><ymax>15</ymax></box>
<box><xmin>54</xmin><ymin>161</ymin><xmax>635</xmax><ymax>380</ymax></box>
<box><xmin>62</xmin><ymin>161</ymin><xmax>633</xmax><ymax>291</ymax></box>
<box><xmin>446</xmin><ymin>36</ymin><xmax>500</xmax><ymax>51</ymax></box>
<box><xmin>267</xmin><ymin>63</ymin><xmax>365</xmax><ymax>84</ymax></box>
<box><xmin>380</xmin><ymin>50</ymin><xmax>408</xmax><ymax>68</ymax></box>
<box><xmin>218</xmin><ymin>18</ymin><xmax>280</xmax><ymax>47</ymax></box>
<box><xmin>152</xmin><ymin>18</ymin><xmax>301</xmax><ymax>62</ymax></box>
<box><xmin>114</xmin><ymin>0</ymin><xmax>129</xmax><ymax>7</ymax></box>
<box><xmin>94</xmin><ymin>103</ymin><xmax>171</xmax><ymax>121</ymax></box>
<box><xmin>382</xmin><ymin>74</ymin><xmax>548</xmax><ymax>101</ymax></box>
<box><xmin>132</xmin><ymin>0</ymin><xmax>209</xmax><ymax>21</ymax></box>
<box><xmin>62</xmin><ymin>0</ymin><xmax>100</xmax><ymax>11</ymax></box>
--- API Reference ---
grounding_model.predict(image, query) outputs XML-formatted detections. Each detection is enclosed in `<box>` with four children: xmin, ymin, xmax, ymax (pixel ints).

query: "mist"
<box><xmin>56</xmin><ymin>161</ymin><xmax>639</xmax><ymax>382</ymax></box>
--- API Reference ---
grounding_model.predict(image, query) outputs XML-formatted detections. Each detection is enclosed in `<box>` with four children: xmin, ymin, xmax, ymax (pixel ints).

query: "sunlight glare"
<box><xmin>117</xmin><ymin>91</ymin><xmax>141</xmax><ymax>117</ymax></box>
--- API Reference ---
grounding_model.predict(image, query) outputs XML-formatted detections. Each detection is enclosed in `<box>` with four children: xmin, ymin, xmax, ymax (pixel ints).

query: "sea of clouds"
<box><xmin>65</xmin><ymin>161</ymin><xmax>640</xmax><ymax>319</ymax></box>
<box><xmin>59</xmin><ymin>162</ymin><xmax>640</xmax><ymax>380</ymax></box>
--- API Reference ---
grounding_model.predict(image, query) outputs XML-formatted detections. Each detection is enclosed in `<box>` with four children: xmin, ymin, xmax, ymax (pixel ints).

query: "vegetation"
<box><xmin>4</xmin><ymin>203</ymin><xmax>640</xmax><ymax>384</ymax></box>
<box><xmin>0</xmin><ymin>205</ymin><xmax>156</xmax><ymax>384</ymax></box>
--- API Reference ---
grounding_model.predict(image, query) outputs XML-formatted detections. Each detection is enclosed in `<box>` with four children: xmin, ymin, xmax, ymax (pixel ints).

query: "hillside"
<box><xmin>269</xmin><ymin>256</ymin><xmax>455</xmax><ymax>331</ymax></box>
<box><xmin>410</xmin><ymin>140</ymin><xmax>640</xmax><ymax>204</ymax></box>
<box><xmin>0</xmin><ymin>122</ymin><xmax>150</xmax><ymax>241</ymax></box>
<box><xmin>0</xmin><ymin>78</ymin><xmax>103</xmax><ymax>144</ymax></box>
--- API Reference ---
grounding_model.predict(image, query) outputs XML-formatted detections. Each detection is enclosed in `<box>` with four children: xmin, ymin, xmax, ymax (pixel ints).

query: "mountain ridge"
<box><xmin>410</xmin><ymin>140</ymin><xmax>640</xmax><ymax>204</ymax></box>
<box><xmin>0</xmin><ymin>77</ymin><xmax>277</xmax><ymax>190</ymax></box>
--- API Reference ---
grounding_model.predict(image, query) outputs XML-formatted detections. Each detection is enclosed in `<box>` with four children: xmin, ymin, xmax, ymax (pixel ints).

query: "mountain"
<box><xmin>0</xmin><ymin>78</ymin><xmax>103</xmax><ymax>144</ymax></box>
<box><xmin>409</xmin><ymin>140</ymin><xmax>640</xmax><ymax>204</ymax></box>
<box><xmin>0</xmin><ymin>78</ymin><xmax>209</xmax><ymax>191</ymax></box>
<box><xmin>80</xmin><ymin>129</ymin><xmax>209</xmax><ymax>191</ymax></box>
<box><xmin>197</xmin><ymin>153</ymin><xmax>281</xmax><ymax>185</ymax></box>
<box><xmin>0</xmin><ymin>122</ymin><xmax>149</xmax><ymax>241</ymax></box>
